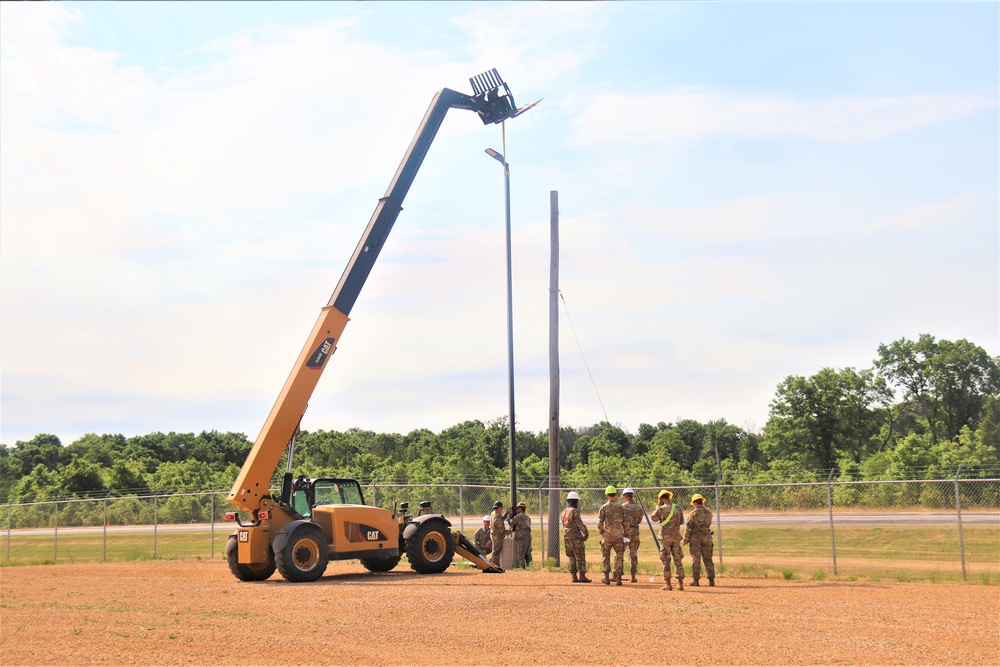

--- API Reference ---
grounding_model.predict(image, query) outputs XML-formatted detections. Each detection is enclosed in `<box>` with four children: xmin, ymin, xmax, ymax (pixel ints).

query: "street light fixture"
<box><xmin>484</xmin><ymin>144</ymin><xmax>516</xmax><ymax>513</ymax></box>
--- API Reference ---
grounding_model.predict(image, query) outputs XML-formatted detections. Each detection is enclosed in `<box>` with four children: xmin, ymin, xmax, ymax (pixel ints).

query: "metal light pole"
<box><xmin>485</xmin><ymin>143</ymin><xmax>517</xmax><ymax>511</ymax></box>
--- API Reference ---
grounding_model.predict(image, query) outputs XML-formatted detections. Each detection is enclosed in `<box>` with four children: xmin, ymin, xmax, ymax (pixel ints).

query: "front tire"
<box><xmin>275</xmin><ymin>524</ymin><xmax>329</xmax><ymax>582</ymax></box>
<box><xmin>226</xmin><ymin>535</ymin><xmax>276</xmax><ymax>582</ymax></box>
<box><xmin>360</xmin><ymin>554</ymin><xmax>401</xmax><ymax>573</ymax></box>
<box><xmin>405</xmin><ymin>520</ymin><xmax>455</xmax><ymax>574</ymax></box>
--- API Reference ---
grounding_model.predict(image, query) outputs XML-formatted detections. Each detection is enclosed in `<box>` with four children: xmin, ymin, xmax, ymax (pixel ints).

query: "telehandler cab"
<box><xmin>224</xmin><ymin>69</ymin><xmax>535</xmax><ymax>582</ymax></box>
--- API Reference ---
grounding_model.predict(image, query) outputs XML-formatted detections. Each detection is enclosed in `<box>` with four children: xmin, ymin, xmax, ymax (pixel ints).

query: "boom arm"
<box><xmin>229</xmin><ymin>72</ymin><xmax>531</xmax><ymax>513</ymax></box>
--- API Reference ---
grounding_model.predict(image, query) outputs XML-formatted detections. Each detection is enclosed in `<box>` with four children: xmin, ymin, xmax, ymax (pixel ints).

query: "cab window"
<box><xmin>292</xmin><ymin>489</ymin><xmax>311</xmax><ymax>517</ymax></box>
<box><xmin>313</xmin><ymin>480</ymin><xmax>365</xmax><ymax>506</ymax></box>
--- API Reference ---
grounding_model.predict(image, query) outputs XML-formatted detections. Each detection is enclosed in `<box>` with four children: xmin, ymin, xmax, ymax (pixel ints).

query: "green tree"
<box><xmin>876</xmin><ymin>334</ymin><xmax>1000</xmax><ymax>444</ymax></box>
<box><xmin>762</xmin><ymin>367</ymin><xmax>883</xmax><ymax>470</ymax></box>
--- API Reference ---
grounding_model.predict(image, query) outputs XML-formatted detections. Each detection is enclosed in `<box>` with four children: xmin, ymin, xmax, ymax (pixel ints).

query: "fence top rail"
<box><xmin>1</xmin><ymin>489</ymin><xmax>228</xmax><ymax>509</ymax></box>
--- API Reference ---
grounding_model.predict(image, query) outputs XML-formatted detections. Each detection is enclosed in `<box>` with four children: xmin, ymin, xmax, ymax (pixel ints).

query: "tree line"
<box><xmin>2</xmin><ymin>334</ymin><xmax>998</xmax><ymax>504</ymax></box>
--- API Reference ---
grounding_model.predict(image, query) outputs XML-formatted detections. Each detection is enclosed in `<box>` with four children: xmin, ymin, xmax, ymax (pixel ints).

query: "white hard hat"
<box><xmin>566</xmin><ymin>491</ymin><xmax>579</xmax><ymax>501</ymax></box>
<box><xmin>623</xmin><ymin>487</ymin><xmax>635</xmax><ymax>495</ymax></box>
<box><xmin>483</xmin><ymin>515</ymin><xmax>491</xmax><ymax>522</ymax></box>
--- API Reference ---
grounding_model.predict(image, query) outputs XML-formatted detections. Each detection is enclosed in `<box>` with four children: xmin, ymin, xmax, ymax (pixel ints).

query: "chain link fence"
<box><xmin>4</xmin><ymin>479</ymin><xmax>998</xmax><ymax>583</ymax></box>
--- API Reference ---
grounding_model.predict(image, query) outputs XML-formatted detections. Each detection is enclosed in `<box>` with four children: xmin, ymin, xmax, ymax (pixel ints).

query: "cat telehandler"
<box><xmin>223</xmin><ymin>69</ymin><xmax>535</xmax><ymax>582</ymax></box>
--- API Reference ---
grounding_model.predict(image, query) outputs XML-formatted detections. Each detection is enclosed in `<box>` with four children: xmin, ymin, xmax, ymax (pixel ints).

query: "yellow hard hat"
<box><xmin>658</xmin><ymin>490</ymin><xmax>673</xmax><ymax>500</ymax></box>
<box><xmin>605</xmin><ymin>485</ymin><xmax>618</xmax><ymax>496</ymax></box>
<box><xmin>517</xmin><ymin>502</ymin><xmax>527</xmax><ymax>510</ymax></box>
<box><xmin>691</xmin><ymin>493</ymin><xmax>706</xmax><ymax>505</ymax></box>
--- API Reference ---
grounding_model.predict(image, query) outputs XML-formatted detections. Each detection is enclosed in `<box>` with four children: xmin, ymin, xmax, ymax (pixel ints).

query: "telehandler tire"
<box><xmin>275</xmin><ymin>523</ymin><xmax>329</xmax><ymax>582</ymax></box>
<box><xmin>226</xmin><ymin>534</ymin><xmax>276</xmax><ymax>582</ymax></box>
<box><xmin>405</xmin><ymin>519</ymin><xmax>454</xmax><ymax>574</ymax></box>
<box><xmin>360</xmin><ymin>554</ymin><xmax>401</xmax><ymax>573</ymax></box>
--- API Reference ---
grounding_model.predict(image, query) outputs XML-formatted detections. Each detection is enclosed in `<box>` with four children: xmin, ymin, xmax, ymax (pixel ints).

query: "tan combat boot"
<box><xmin>631</xmin><ymin>572</ymin><xmax>637</xmax><ymax>583</ymax></box>
<box><xmin>708</xmin><ymin>577</ymin><xmax>715</xmax><ymax>587</ymax></box>
<box><xmin>578</xmin><ymin>573</ymin><xmax>591</xmax><ymax>583</ymax></box>
<box><xmin>615</xmin><ymin>573</ymin><xmax>622</xmax><ymax>586</ymax></box>
<box><xmin>677</xmin><ymin>576</ymin><xmax>684</xmax><ymax>591</ymax></box>
<box><xmin>602</xmin><ymin>571</ymin><xmax>610</xmax><ymax>585</ymax></box>
<box><xmin>571</xmin><ymin>572</ymin><xmax>579</xmax><ymax>583</ymax></box>
<box><xmin>662</xmin><ymin>578</ymin><xmax>673</xmax><ymax>591</ymax></box>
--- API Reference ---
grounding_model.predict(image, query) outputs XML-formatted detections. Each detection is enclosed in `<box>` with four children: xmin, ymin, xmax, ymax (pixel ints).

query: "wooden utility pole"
<box><xmin>547</xmin><ymin>191</ymin><xmax>561</xmax><ymax>563</ymax></box>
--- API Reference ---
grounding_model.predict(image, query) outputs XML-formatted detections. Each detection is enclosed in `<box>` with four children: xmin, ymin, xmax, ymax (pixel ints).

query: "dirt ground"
<box><xmin>1</xmin><ymin>561</ymin><xmax>997</xmax><ymax>666</ymax></box>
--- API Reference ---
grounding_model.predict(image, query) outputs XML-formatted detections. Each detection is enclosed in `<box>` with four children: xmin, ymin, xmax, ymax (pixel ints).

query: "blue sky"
<box><xmin>1</xmin><ymin>2</ymin><xmax>997</xmax><ymax>447</ymax></box>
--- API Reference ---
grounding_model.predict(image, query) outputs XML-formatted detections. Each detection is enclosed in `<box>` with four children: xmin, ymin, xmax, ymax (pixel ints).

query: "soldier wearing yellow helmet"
<box><xmin>509</xmin><ymin>501</ymin><xmax>532</xmax><ymax>568</ymax></box>
<box><xmin>649</xmin><ymin>489</ymin><xmax>684</xmax><ymax>590</ymax></box>
<box><xmin>596</xmin><ymin>485</ymin><xmax>632</xmax><ymax>585</ymax></box>
<box><xmin>684</xmin><ymin>493</ymin><xmax>715</xmax><ymax>586</ymax></box>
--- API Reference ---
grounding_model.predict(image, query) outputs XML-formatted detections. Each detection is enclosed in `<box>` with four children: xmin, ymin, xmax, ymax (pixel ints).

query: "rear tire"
<box><xmin>226</xmin><ymin>535</ymin><xmax>276</xmax><ymax>582</ymax></box>
<box><xmin>360</xmin><ymin>554</ymin><xmax>401</xmax><ymax>573</ymax></box>
<box><xmin>405</xmin><ymin>520</ymin><xmax>455</xmax><ymax>574</ymax></box>
<box><xmin>275</xmin><ymin>524</ymin><xmax>329</xmax><ymax>582</ymax></box>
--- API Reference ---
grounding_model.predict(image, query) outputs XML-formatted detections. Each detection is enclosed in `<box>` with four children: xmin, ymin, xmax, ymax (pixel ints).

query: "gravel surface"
<box><xmin>1</xmin><ymin>561</ymin><xmax>997</xmax><ymax>666</ymax></box>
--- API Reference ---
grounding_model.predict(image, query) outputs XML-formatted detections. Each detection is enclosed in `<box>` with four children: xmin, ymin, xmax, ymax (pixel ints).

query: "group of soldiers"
<box><xmin>565</xmin><ymin>485</ymin><xmax>715</xmax><ymax>589</ymax></box>
<box><xmin>473</xmin><ymin>500</ymin><xmax>533</xmax><ymax>569</ymax></box>
<box><xmin>473</xmin><ymin>486</ymin><xmax>716</xmax><ymax>590</ymax></box>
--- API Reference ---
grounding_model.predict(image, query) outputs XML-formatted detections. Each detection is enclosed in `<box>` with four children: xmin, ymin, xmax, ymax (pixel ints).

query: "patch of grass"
<box><xmin>782</xmin><ymin>568</ymin><xmax>795</xmax><ymax>580</ymax></box>
<box><xmin>979</xmin><ymin>571</ymin><xmax>996</xmax><ymax>586</ymax></box>
<box><xmin>894</xmin><ymin>571</ymin><xmax>912</xmax><ymax>583</ymax></box>
<box><xmin>813</xmin><ymin>569</ymin><xmax>827</xmax><ymax>581</ymax></box>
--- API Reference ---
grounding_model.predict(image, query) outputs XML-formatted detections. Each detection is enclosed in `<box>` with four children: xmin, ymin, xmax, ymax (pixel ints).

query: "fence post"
<box><xmin>103</xmin><ymin>495</ymin><xmax>108</xmax><ymax>562</ymax></box>
<box><xmin>372</xmin><ymin>478</ymin><xmax>378</xmax><ymax>508</ymax></box>
<box><xmin>955</xmin><ymin>466</ymin><xmax>966</xmax><ymax>581</ymax></box>
<box><xmin>210</xmin><ymin>492</ymin><xmax>215</xmax><ymax>560</ymax></box>
<box><xmin>53</xmin><ymin>501</ymin><xmax>59</xmax><ymax>563</ymax></box>
<box><xmin>714</xmin><ymin>477</ymin><xmax>723</xmax><ymax>567</ymax></box>
<box><xmin>459</xmin><ymin>476</ymin><xmax>465</xmax><ymax>535</ymax></box>
<box><xmin>6</xmin><ymin>503</ymin><xmax>11</xmax><ymax>561</ymax></box>
<box><xmin>153</xmin><ymin>495</ymin><xmax>158</xmax><ymax>560</ymax></box>
<box><xmin>538</xmin><ymin>487</ymin><xmax>544</xmax><ymax>560</ymax></box>
<box><xmin>826</xmin><ymin>468</ymin><xmax>837</xmax><ymax>576</ymax></box>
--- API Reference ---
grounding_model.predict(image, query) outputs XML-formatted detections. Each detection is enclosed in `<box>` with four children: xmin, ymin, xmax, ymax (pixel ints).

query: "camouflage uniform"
<box><xmin>650</xmin><ymin>501</ymin><xmax>684</xmax><ymax>586</ymax></box>
<box><xmin>489</xmin><ymin>508</ymin><xmax>506</xmax><ymax>567</ymax></box>
<box><xmin>473</xmin><ymin>527</ymin><xmax>491</xmax><ymax>556</ymax></box>
<box><xmin>621</xmin><ymin>499</ymin><xmax>645</xmax><ymax>580</ymax></box>
<box><xmin>561</xmin><ymin>505</ymin><xmax>589</xmax><ymax>578</ymax></box>
<box><xmin>685</xmin><ymin>505</ymin><xmax>715</xmax><ymax>582</ymax></box>
<box><xmin>509</xmin><ymin>511</ymin><xmax>532</xmax><ymax>568</ymax></box>
<box><xmin>597</xmin><ymin>500</ymin><xmax>632</xmax><ymax>582</ymax></box>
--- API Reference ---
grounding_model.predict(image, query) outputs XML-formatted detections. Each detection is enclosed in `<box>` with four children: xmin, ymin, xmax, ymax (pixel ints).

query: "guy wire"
<box><xmin>558</xmin><ymin>290</ymin><xmax>609</xmax><ymax>423</ymax></box>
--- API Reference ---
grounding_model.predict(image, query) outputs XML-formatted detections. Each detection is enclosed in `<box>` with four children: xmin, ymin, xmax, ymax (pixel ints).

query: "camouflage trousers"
<box><xmin>601</xmin><ymin>537</ymin><xmax>625</xmax><ymax>576</ymax></box>
<box><xmin>625</xmin><ymin>536</ymin><xmax>641</xmax><ymax>574</ymax></box>
<box><xmin>660</xmin><ymin>540</ymin><xmax>684</xmax><ymax>579</ymax></box>
<box><xmin>489</xmin><ymin>534</ymin><xmax>504</xmax><ymax>567</ymax></box>
<box><xmin>514</xmin><ymin>538</ymin><xmax>530</xmax><ymax>568</ymax></box>
<box><xmin>688</xmin><ymin>534</ymin><xmax>715</xmax><ymax>580</ymax></box>
<box><xmin>564</xmin><ymin>537</ymin><xmax>587</xmax><ymax>575</ymax></box>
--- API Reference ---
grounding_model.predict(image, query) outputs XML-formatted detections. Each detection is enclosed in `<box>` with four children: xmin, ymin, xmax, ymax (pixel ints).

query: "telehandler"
<box><xmin>224</xmin><ymin>69</ymin><xmax>535</xmax><ymax>582</ymax></box>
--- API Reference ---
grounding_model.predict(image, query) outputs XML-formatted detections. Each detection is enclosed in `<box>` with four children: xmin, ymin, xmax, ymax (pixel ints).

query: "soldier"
<box><xmin>650</xmin><ymin>489</ymin><xmax>684</xmax><ymax>591</ymax></box>
<box><xmin>597</xmin><ymin>485</ymin><xmax>632</xmax><ymax>586</ymax></box>
<box><xmin>684</xmin><ymin>493</ymin><xmax>715</xmax><ymax>586</ymax></box>
<box><xmin>474</xmin><ymin>515</ymin><xmax>492</xmax><ymax>556</ymax></box>
<box><xmin>561</xmin><ymin>491</ymin><xmax>590</xmax><ymax>583</ymax></box>
<box><xmin>489</xmin><ymin>501</ymin><xmax>506</xmax><ymax>567</ymax></box>
<box><xmin>621</xmin><ymin>487</ymin><xmax>644</xmax><ymax>583</ymax></box>
<box><xmin>508</xmin><ymin>501</ymin><xmax>532</xmax><ymax>568</ymax></box>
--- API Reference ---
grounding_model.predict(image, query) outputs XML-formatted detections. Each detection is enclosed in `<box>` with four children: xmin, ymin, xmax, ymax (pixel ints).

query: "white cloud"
<box><xmin>570</xmin><ymin>89</ymin><xmax>998</xmax><ymax>148</ymax></box>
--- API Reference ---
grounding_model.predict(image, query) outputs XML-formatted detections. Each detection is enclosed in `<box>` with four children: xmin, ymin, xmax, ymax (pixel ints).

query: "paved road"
<box><xmin>4</xmin><ymin>510</ymin><xmax>997</xmax><ymax>537</ymax></box>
